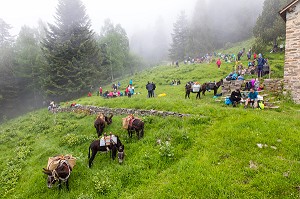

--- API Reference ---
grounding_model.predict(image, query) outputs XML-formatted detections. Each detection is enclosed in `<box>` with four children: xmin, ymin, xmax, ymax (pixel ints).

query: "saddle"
<box><xmin>100</xmin><ymin>134</ymin><xmax>117</xmax><ymax>147</ymax></box>
<box><xmin>122</xmin><ymin>114</ymin><xmax>134</xmax><ymax>129</ymax></box>
<box><xmin>47</xmin><ymin>154</ymin><xmax>76</xmax><ymax>171</ymax></box>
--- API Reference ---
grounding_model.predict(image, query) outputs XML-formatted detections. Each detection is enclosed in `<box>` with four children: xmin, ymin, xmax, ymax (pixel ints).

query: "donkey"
<box><xmin>202</xmin><ymin>79</ymin><xmax>223</xmax><ymax>96</ymax></box>
<box><xmin>94</xmin><ymin>113</ymin><xmax>113</xmax><ymax>137</ymax></box>
<box><xmin>88</xmin><ymin>135</ymin><xmax>124</xmax><ymax>167</ymax></box>
<box><xmin>185</xmin><ymin>82</ymin><xmax>206</xmax><ymax>99</ymax></box>
<box><xmin>43</xmin><ymin>160</ymin><xmax>72</xmax><ymax>190</ymax></box>
<box><xmin>128</xmin><ymin>118</ymin><xmax>144</xmax><ymax>139</ymax></box>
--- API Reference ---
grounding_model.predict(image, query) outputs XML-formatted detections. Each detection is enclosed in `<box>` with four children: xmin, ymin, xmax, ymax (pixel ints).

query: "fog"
<box><xmin>1</xmin><ymin>0</ymin><xmax>265</xmax><ymax>63</ymax></box>
<box><xmin>0</xmin><ymin>0</ymin><xmax>268</xmax><ymax>122</ymax></box>
<box><xmin>0</xmin><ymin>0</ymin><xmax>195</xmax><ymax>37</ymax></box>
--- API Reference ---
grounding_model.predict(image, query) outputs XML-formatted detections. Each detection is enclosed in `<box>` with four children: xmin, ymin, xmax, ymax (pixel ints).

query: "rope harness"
<box><xmin>51</xmin><ymin>160</ymin><xmax>71</xmax><ymax>182</ymax></box>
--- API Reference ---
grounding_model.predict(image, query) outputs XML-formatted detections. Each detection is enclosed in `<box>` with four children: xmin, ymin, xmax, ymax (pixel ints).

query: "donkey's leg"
<box><xmin>96</xmin><ymin>127</ymin><xmax>101</xmax><ymax>137</ymax></box>
<box><xmin>141</xmin><ymin>127</ymin><xmax>144</xmax><ymax>138</ymax></box>
<box><xmin>128</xmin><ymin>129</ymin><xmax>132</xmax><ymax>138</ymax></box>
<box><xmin>89</xmin><ymin>150</ymin><xmax>97</xmax><ymax>168</ymax></box>
<box><xmin>136</xmin><ymin>129</ymin><xmax>141</xmax><ymax>140</ymax></box>
<box><xmin>111</xmin><ymin>147</ymin><xmax>117</xmax><ymax>160</ymax></box>
<box><xmin>66</xmin><ymin>179</ymin><xmax>69</xmax><ymax>191</ymax></box>
<box><xmin>214</xmin><ymin>88</ymin><xmax>217</xmax><ymax>96</ymax></box>
<box><xmin>58</xmin><ymin>180</ymin><xmax>62</xmax><ymax>190</ymax></box>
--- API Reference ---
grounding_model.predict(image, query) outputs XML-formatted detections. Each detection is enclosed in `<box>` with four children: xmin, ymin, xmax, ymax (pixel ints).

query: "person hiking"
<box><xmin>216</xmin><ymin>58</ymin><xmax>221</xmax><ymax>69</ymax></box>
<box><xmin>257</xmin><ymin>53</ymin><xmax>265</xmax><ymax>78</ymax></box>
<box><xmin>146</xmin><ymin>81</ymin><xmax>153</xmax><ymax>98</ymax></box>
<box><xmin>151</xmin><ymin>82</ymin><xmax>156</xmax><ymax>97</ymax></box>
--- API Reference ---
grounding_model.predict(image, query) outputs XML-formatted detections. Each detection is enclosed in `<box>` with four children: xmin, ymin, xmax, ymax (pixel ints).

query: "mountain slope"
<box><xmin>1</xmin><ymin>44</ymin><xmax>300</xmax><ymax>198</ymax></box>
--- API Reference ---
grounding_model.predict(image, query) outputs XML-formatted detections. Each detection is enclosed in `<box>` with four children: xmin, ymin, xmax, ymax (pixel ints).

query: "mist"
<box><xmin>1</xmin><ymin>0</ymin><xmax>264</xmax><ymax>63</ymax></box>
<box><xmin>0</xmin><ymin>0</ymin><xmax>267</xmax><ymax>123</ymax></box>
<box><xmin>192</xmin><ymin>0</ymin><xmax>265</xmax><ymax>48</ymax></box>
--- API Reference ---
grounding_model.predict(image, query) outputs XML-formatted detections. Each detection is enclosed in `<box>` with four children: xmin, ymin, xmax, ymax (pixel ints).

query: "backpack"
<box><xmin>258</xmin><ymin>101</ymin><xmax>265</xmax><ymax>110</ymax></box>
<box><xmin>231</xmin><ymin>73</ymin><xmax>237</xmax><ymax>80</ymax></box>
<box><xmin>225</xmin><ymin>97</ymin><xmax>232</xmax><ymax>105</ymax></box>
<box><xmin>245</xmin><ymin>82</ymin><xmax>251</xmax><ymax>90</ymax></box>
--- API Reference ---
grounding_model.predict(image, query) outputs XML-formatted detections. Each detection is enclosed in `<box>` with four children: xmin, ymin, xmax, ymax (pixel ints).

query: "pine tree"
<box><xmin>0</xmin><ymin>18</ymin><xmax>18</xmax><ymax>121</ymax></box>
<box><xmin>98</xmin><ymin>19</ymin><xmax>129</xmax><ymax>82</ymax></box>
<box><xmin>253</xmin><ymin>0</ymin><xmax>292</xmax><ymax>44</ymax></box>
<box><xmin>15</xmin><ymin>26</ymin><xmax>43</xmax><ymax>108</ymax></box>
<box><xmin>41</xmin><ymin>0</ymin><xmax>100</xmax><ymax>100</ymax></box>
<box><xmin>169</xmin><ymin>11</ymin><xmax>189</xmax><ymax>61</ymax></box>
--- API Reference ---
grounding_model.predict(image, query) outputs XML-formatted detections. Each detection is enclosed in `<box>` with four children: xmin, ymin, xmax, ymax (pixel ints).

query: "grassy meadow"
<box><xmin>1</xmin><ymin>40</ymin><xmax>300</xmax><ymax>198</ymax></box>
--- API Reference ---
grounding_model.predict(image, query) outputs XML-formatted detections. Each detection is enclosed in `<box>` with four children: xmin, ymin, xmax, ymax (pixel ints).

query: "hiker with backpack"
<box><xmin>257</xmin><ymin>53</ymin><xmax>265</xmax><ymax>78</ymax></box>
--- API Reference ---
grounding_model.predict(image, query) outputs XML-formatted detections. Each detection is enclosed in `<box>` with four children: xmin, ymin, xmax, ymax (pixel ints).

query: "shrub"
<box><xmin>60</xmin><ymin>133</ymin><xmax>91</xmax><ymax>147</ymax></box>
<box><xmin>159</xmin><ymin>141</ymin><xmax>174</xmax><ymax>160</ymax></box>
<box><xmin>92</xmin><ymin>175</ymin><xmax>112</xmax><ymax>195</ymax></box>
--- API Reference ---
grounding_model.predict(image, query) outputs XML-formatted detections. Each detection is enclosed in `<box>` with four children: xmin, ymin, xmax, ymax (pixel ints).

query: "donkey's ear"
<box><xmin>110</xmin><ymin>114</ymin><xmax>113</xmax><ymax>118</ymax></box>
<box><xmin>43</xmin><ymin>168</ymin><xmax>51</xmax><ymax>175</ymax></box>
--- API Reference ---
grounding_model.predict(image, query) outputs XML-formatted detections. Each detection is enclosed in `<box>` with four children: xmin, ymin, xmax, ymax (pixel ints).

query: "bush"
<box><xmin>159</xmin><ymin>141</ymin><xmax>174</xmax><ymax>159</ymax></box>
<box><xmin>60</xmin><ymin>133</ymin><xmax>91</xmax><ymax>147</ymax></box>
<box><xmin>93</xmin><ymin>174</ymin><xmax>112</xmax><ymax>195</ymax></box>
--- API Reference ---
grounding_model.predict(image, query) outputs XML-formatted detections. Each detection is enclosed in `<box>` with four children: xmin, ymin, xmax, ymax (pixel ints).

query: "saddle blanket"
<box><xmin>100</xmin><ymin>135</ymin><xmax>117</xmax><ymax>146</ymax></box>
<box><xmin>47</xmin><ymin>154</ymin><xmax>76</xmax><ymax>171</ymax></box>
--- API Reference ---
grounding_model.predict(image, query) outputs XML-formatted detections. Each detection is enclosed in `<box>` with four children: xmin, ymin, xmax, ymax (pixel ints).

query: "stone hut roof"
<box><xmin>279</xmin><ymin>0</ymin><xmax>300</xmax><ymax>21</ymax></box>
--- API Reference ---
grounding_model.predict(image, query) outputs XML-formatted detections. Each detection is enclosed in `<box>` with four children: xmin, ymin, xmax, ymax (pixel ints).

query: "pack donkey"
<box><xmin>94</xmin><ymin>113</ymin><xmax>113</xmax><ymax>137</ymax></box>
<box><xmin>43</xmin><ymin>155</ymin><xmax>76</xmax><ymax>190</ymax></box>
<box><xmin>88</xmin><ymin>134</ymin><xmax>124</xmax><ymax>167</ymax></box>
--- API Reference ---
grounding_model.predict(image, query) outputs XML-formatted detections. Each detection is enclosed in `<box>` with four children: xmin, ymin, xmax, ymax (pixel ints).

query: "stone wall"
<box><xmin>222</xmin><ymin>79</ymin><xmax>284</xmax><ymax>96</ymax></box>
<box><xmin>54</xmin><ymin>106</ymin><xmax>191</xmax><ymax>117</ymax></box>
<box><xmin>263</xmin><ymin>79</ymin><xmax>284</xmax><ymax>92</ymax></box>
<box><xmin>284</xmin><ymin>1</ymin><xmax>300</xmax><ymax>103</ymax></box>
<box><xmin>222</xmin><ymin>80</ymin><xmax>244</xmax><ymax>95</ymax></box>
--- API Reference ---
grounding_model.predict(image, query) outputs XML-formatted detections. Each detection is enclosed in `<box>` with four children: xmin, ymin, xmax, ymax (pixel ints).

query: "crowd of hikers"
<box><xmin>47</xmin><ymin>45</ymin><xmax>273</xmax><ymax>112</ymax></box>
<box><xmin>90</xmin><ymin>79</ymin><xmax>157</xmax><ymax>99</ymax></box>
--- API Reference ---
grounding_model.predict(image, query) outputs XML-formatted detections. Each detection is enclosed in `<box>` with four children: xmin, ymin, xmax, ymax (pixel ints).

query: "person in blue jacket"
<box><xmin>257</xmin><ymin>53</ymin><xmax>265</xmax><ymax>78</ymax></box>
<box><xmin>244</xmin><ymin>88</ymin><xmax>258</xmax><ymax>108</ymax></box>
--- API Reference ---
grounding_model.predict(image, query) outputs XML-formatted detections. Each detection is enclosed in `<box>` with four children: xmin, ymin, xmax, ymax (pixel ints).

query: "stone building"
<box><xmin>280</xmin><ymin>0</ymin><xmax>300</xmax><ymax>103</ymax></box>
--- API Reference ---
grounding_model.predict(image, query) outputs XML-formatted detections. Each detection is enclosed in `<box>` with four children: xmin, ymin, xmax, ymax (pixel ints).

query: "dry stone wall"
<box><xmin>284</xmin><ymin>1</ymin><xmax>300</xmax><ymax>103</ymax></box>
<box><xmin>55</xmin><ymin>106</ymin><xmax>191</xmax><ymax>117</ymax></box>
<box><xmin>222</xmin><ymin>79</ymin><xmax>284</xmax><ymax>96</ymax></box>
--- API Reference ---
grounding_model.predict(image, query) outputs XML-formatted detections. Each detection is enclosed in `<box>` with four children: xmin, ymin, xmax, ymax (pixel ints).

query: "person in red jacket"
<box><xmin>99</xmin><ymin>87</ymin><xmax>103</xmax><ymax>96</ymax></box>
<box><xmin>216</xmin><ymin>58</ymin><xmax>221</xmax><ymax>69</ymax></box>
<box><xmin>88</xmin><ymin>92</ymin><xmax>92</xmax><ymax>97</ymax></box>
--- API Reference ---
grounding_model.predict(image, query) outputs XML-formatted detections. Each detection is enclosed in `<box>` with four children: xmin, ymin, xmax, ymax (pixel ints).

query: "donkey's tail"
<box><xmin>141</xmin><ymin>121</ymin><xmax>145</xmax><ymax>137</ymax></box>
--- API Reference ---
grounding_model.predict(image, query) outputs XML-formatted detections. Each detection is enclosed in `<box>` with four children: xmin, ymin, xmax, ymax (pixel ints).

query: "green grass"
<box><xmin>1</xmin><ymin>42</ymin><xmax>300</xmax><ymax>198</ymax></box>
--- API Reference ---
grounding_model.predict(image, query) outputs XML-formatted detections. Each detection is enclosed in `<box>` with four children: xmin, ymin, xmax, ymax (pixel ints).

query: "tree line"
<box><xmin>0</xmin><ymin>0</ymin><xmax>144</xmax><ymax>122</ymax></box>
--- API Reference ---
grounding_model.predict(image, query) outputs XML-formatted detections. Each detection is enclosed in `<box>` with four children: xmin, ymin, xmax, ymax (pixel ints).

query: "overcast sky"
<box><xmin>0</xmin><ymin>0</ymin><xmax>197</xmax><ymax>36</ymax></box>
